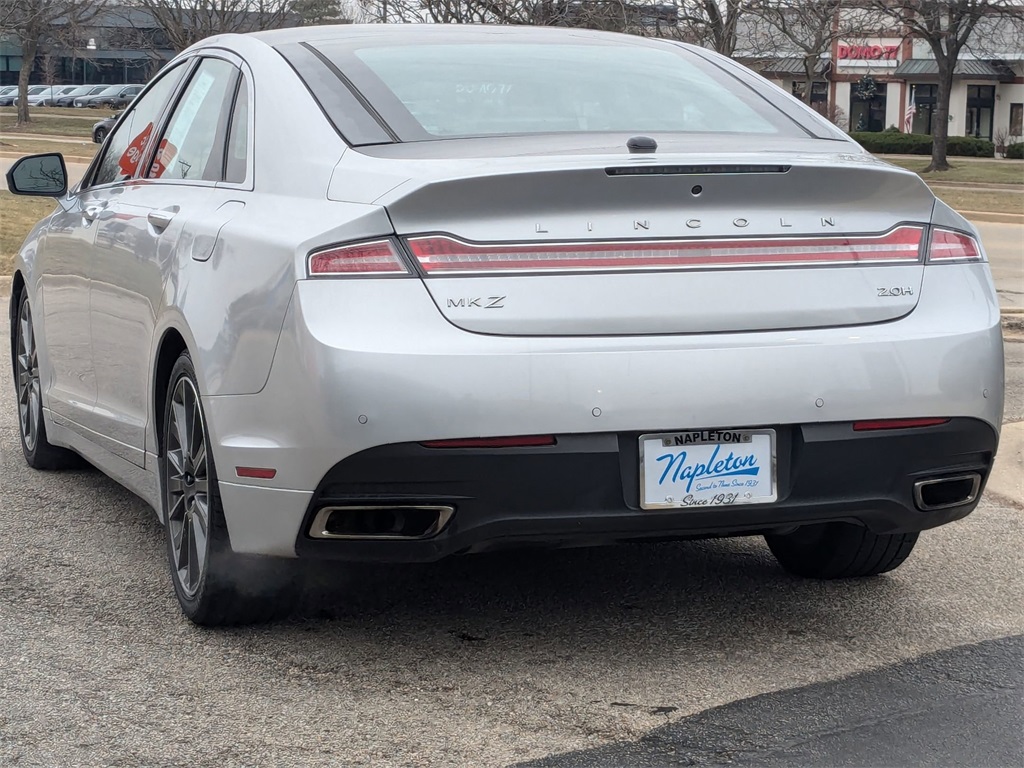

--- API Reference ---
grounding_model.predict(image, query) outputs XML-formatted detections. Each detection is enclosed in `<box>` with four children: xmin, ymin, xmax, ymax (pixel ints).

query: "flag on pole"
<box><xmin>904</xmin><ymin>87</ymin><xmax>916</xmax><ymax>133</ymax></box>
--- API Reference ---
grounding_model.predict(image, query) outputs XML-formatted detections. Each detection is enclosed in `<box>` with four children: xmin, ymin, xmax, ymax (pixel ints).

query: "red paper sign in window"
<box><xmin>149</xmin><ymin>138</ymin><xmax>178</xmax><ymax>179</ymax></box>
<box><xmin>118</xmin><ymin>123</ymin><xmax>153</xmax><ymax>177</ymax></box>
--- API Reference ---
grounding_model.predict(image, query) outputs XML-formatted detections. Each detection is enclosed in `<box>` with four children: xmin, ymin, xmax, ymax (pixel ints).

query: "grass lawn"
<box><xmin>0</xmin><ymin>191</ymin><xmax>57</xmax><ymax>275</ymax></box>
<box><xmin>0</xmin><ymin>107</ymin><xmax>105</xmax><ymax>139</ymax></box>
<box><xmin>0</xmin><ymin>136</ymin><xmax>97</xmax><ymax>161</ymax></box>
<box><xmin>0</xmin><ymin>106</ymin><xmax>100</xmax><ymax>118</ymax></box>
<box><xmin>931</xmin><ymin>188</ymin><xmax>1024</xmax><ymax>215</ymax></box>
<box><xmin>880</xmin><ymin>157</ymin><xmax>1024</xmax><ymax>185</ymax></box>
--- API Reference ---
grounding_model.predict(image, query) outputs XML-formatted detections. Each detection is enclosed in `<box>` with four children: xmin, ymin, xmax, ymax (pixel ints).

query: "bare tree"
<box><xmin>752</xmin><ymin>1</ymin><xmax>878</xmax><ymax>107</ymax></box>
<box><xmin>868</xmin><ymin>0</ymin><xmax>1024</xmax><ymax>171</ymax></box>
<box><xmin>355</xmin><ymin>0</ymin><xmax>681</xmax><ymax>31</ymax></box>
<box><xmin>675</xmin><ymin>0</ymin><xmax>748</xmax><ymax>56</ymax></box>
<box><xmin>1</xmin><ymin>0</ymin><xmax>104</xmax><ymax>125</ymax></box>
<box><xmin>292</xmin><ymin>0</ymin><xmax>348</xmax><ymax>23</ymax></box>
<box><xmin>130</xmin><ymin>0</ymin><xmax>301</xmax><ymax>52</ymax></box>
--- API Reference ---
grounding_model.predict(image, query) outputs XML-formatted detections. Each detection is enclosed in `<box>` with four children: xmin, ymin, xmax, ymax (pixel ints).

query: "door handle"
<box><xmin>147</xmin><ymin>209</ymin><xmax>176</xmax><ymax>230</ymax></box>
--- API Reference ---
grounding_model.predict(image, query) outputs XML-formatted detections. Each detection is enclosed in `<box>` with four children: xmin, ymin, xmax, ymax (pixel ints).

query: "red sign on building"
<box><xmin>837</xmin><ymin>44</ymin><xmax>900</xmax><ymax>60</ymax></box>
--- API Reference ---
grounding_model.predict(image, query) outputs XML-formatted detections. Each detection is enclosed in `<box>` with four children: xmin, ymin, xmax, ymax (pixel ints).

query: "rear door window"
<box><xmin>223</xmin><ymin>77</ymin><xmax>249</xmax><ymax>183</ymax></box>
<box><xmin>147</xmin><ymin>57</ymin><xmax>239</xmax><ymax>182</ymax></box>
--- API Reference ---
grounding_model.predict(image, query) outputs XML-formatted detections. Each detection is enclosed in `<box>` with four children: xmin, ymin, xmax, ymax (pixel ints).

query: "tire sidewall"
<box><xmin>161</xmin><ymin>353</ymin><xmax>219</xmax><ymax>618</ymax></box>
<box><xmin>15</xmin><ymin>293</ymin><xmax>44</xmax><ymax>465</ymax></box>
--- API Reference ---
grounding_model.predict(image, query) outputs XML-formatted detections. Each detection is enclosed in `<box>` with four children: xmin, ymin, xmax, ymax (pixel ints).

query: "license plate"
<box><xmin>639</xmin><ymin>429</ymin><xmax>777</xmax><ymax>509</ymax></box>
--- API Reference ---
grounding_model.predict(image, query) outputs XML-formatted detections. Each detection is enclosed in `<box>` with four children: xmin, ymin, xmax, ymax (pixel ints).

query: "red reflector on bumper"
<box><xmin>421</xmin><ymin>435</ymin><xmax>556</xmax><ymax>449</ymax></box>
<box><xmin>235</xmin><ymin>466</ymin><xmax>278</xmax><ymax>479</ymax></box>
<box><xmin>853</xmin><ymin>418</ymin><xmax>950</xmax><ymax>432</ymax></box>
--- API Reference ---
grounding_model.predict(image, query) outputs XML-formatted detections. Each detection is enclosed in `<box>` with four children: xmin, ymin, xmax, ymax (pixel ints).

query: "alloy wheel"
<box><xmin>165</xmin><ymin>376</ymin><xmax>211</xmax><ymax>598</ymax></box>
<box><xmin>15</xmin><ymin>299</ymin><xmax>41</xmax><ymax>453</ymax></box>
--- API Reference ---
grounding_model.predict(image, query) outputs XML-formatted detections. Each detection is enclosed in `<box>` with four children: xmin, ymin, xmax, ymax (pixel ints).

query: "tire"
<box><xmin>161</xmin><ymin>352</ymin><xmax>302</xmax><ymax>626</ymax></box>
<box><xmin>765</xmin><ymin>522</ymin><xmax>918</xmax><ymax>579</ymax></box>
<box><xmin>13</xmin><ymin>293</ymin><xmax>79</xmax><ymax>469</ymax></box>
<box><xmin>93</xmin><ymin>127</ymin><xmax>107</xmax><ymax>143</ymax></box>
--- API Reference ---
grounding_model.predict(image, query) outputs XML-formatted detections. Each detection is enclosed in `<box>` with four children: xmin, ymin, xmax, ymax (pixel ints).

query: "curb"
<box><xmin>962</xmin><ymin>211</ymin><xmax>1024</xmax><ymax>225</ymax></box>
<box><xmin>988</xmin><ymin>421</ymin><xmax>1024</xmax><ymax>506</ymax></box>
<box><xmin>928</xmin><ymin>181</ymin><xmax>1024</xmax><ymax>191</ymax></box>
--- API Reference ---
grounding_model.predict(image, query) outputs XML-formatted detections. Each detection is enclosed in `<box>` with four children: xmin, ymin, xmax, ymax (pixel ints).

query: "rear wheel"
<box><xmin>161</xmin><ymin>352</ymin><xmax>302</xmax><ymax>625</ymax></box>
<box><xmin>14</xmin><ymin>293</ymin><xmax>79</xmax><ymax>469</ymax></box>
<box><xmin>765</xmin><ymin>522</ymin><xmax>918</xmax><ymax>579</ymax></box>
<box><xmin>93</xmin><ymin>126</ymin><xmax>107</xmax><ymax>143</ymax></box>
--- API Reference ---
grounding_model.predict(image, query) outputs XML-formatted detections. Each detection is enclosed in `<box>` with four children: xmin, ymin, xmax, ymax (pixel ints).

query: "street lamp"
<box><xmin>81</xmin><ymin>38</ymin><xmax>97</xmax><ymax>85</ymax></box>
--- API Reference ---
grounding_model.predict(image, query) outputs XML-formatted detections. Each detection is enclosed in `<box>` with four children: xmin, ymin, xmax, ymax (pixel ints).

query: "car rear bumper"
<box><xmin>216</xmin><ymin>418</ymin><xmax>997</xmax><ymax>560</ymax></box>
<box><xmin>204</xmin><ymin>261</ymin><xmax>1004</xmax><ymax>558</ymax></box>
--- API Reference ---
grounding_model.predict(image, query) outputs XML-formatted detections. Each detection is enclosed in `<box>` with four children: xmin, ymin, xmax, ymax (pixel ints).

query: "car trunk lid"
<box><xmin>367</xmin><ymin>147</ymin><xmax>935</xmax><ymax>336</ymax></box>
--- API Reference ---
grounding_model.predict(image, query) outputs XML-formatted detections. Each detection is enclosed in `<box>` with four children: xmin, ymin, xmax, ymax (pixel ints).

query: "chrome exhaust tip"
<box><xmin>913</xmin><ymin>473</ymin><xmax>982</xmax><ymax>512</ymax></box>
<box><xmin>308</xmin><ymin>505</ymin><xmax>455</xmax><ymax>540</ymax></box>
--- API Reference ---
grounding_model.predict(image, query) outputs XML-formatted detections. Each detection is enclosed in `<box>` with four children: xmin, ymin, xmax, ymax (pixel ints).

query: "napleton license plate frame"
<box><xmin>639</xmin><ymin>428</ymin><xmax>778</xmax><ymax>510</ymax></box>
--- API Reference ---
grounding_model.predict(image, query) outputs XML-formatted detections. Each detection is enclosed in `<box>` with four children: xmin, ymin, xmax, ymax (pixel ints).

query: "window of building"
<box><xmin>1009</xmin><ymin>103</ymin><xmax>1023</xmax><ymax>138</ymax></box>
<box><xmin>791</xmin><ymin>81</ymin><xmax>828</xmax><ymax>109</ymax></box>
<box><xmin>909</xmin><ymin>84</ymin><xmax>937</xmax><ymax>135</ymax></box>
<box><xmin>850</xmin><ymin>87</ymin><xmax>887</xmax><ymax>132</ymax></box>
<box><xmin>965</xmin><ymin>85</ymin><xmax>995</xmax><ymax>140</ymax></box>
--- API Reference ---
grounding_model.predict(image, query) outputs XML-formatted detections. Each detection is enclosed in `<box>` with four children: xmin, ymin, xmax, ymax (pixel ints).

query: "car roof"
<box><xmin>249</xmin><ymin>22</ymin><xmax>671</xmax><ymax>48</ymax></box>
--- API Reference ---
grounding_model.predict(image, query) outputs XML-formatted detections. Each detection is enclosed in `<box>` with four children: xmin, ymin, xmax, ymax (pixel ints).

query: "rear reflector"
<box><xmin>928</xmin><ymin>228</ymin><xmax>983</xmax><ymax>262</ymax></box>
<box><xmin>406</xmin><ymin>227</ymin><xmax>924</xmax><ymax>274</ymax></box>
<box><xmin>308</xmin><ymin>239</ymin><xmax>407</xmax><ymax>275</ymax></box>
<box><xmin>421</xmin><ymin>435</ymin><xmax>556</xmax><ymax>448</ymax></box>
<box><xmin>235</xmin><ymin>466</ymin><xmax>278</xmax><ymax>479</ymax></box>
<box><xmin>853</xmin><ymin>418</ymin><xmax>950</xmax><ymax>431</ymax></box>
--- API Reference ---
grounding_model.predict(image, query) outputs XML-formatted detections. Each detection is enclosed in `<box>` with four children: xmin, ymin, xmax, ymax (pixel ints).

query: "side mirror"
<box><xmin>5</xmin><ymin>153</ymin><xmax>68</xmax><ymax>197</ymax></box>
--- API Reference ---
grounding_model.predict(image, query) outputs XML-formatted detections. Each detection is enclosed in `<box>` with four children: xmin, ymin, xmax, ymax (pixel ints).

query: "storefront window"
<box><xmin>791</xmin><ymin>81</ymin><xmax>828</xmax><ymax>110</ymax></box>
<box><xmin>1008</xmin><ymin>103</ymin><xmax>1023</xmax><ymax>139</ymax></box>
<box><xmin>910</xmin><ymin>85</ymin><xmax>937</xmax><ymax>135</ymax></box>
<box><xmin>965</xmin><ymin>85</ymin><xmax>995</xmax><ymax>140</ymax></box>
<box><xmin>850</xmin><ymin>87</ymin><xmax>887</xmax><ymax>132</ymax></box>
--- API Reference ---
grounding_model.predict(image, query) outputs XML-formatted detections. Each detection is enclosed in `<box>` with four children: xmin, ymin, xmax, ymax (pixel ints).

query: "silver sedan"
<box><xmin>5</xmin><ymin>25</ymin><xmax>1004</xmax><ymax>625</ymax></box>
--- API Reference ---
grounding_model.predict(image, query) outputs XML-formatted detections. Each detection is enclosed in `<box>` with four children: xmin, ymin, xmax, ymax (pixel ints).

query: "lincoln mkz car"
<box><xmin>6</xmin><ymin>26</ymin><xmax>1004</xmax><ymax>625</ymax></box>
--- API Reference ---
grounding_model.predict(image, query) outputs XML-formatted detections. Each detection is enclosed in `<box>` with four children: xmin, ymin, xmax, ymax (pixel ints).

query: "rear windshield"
<box><xmin>309</xmin><ymin>40</ymin><xmax>806</xmax><ymax>142</ymax></box>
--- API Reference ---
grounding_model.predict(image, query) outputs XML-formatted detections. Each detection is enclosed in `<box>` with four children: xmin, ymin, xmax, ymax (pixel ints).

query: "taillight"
<box><xmin>853</xmin><ymin>418</ymin><xmax>950</xmax><ymax>431</ymax></box>
<box><xmin>307</xmin><ymin>239</ymin><xmax>408</xmax><ymax>276</ymax></box>
<box><xmin>406</xmin><ymin>227</ymin><xmax>923</xmax><ymax>274</ymax></box>
<box><xmin>928</xmin><ymin>228</ymin><xmax>984</xmax><ymax>263</ymax></box>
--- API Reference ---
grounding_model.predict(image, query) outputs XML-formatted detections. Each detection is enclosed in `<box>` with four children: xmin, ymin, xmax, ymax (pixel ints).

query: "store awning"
<box><xmin>892</xmin><ymin>58</ymin><xmax>1016</xmax><ymax>81</ymax></box>
<box><xmin>744</xmin><ymin>57</ymin><xmax>829</xmax><ymax>77</ymax></box>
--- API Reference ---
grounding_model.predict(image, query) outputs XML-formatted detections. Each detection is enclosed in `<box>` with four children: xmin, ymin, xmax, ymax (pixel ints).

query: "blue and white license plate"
<box><xmin>640</xmin><ymin>429</ymin><xmax>777</xmax><ymax>509</ymax></box>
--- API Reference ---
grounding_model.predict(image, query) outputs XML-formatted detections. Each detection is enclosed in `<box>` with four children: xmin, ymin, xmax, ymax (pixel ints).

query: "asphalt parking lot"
<box><xmin>1</xmin><ymin>304</ymin><xmax>1022</xmax><ymax>765</ymax></box>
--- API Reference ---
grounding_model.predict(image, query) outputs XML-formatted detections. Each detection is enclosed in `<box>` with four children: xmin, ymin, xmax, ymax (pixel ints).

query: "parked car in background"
<box><xmin>74</xmin><ymin>84</ymin><xmax>129</xmax><ymax>108</ymax></box>
<box><xmin>53</xmin><ymin>85</ymin><xmax>106</xmax><ymax>107</ymax></box>
<box><xmin>91</xmin><ymin>84</ymin><xmax>142</xmax><ymax>109</ymax></box>
<box><xmin>28</xmin><ymin>85</ymin><xmax>80</xmax><ymax>107</ymax></box>
<box><xmin>0</xmin><ymin>85</ymin><xmax>49</xmax><ymax>107</ymax></box>
<box><xmin>0</xmin><ymin>85</ymin><xmax>17</xmax><ymax>99</ymax></box>
<box><xmin>92</xmin><ymin>113</ymin><xmax>118</xmax><ymax>143</ymax></box>
<box><xmin>4</xmin><ymin>25</ymin><xmax>1005</xmax><ymax>627</ymax></box>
